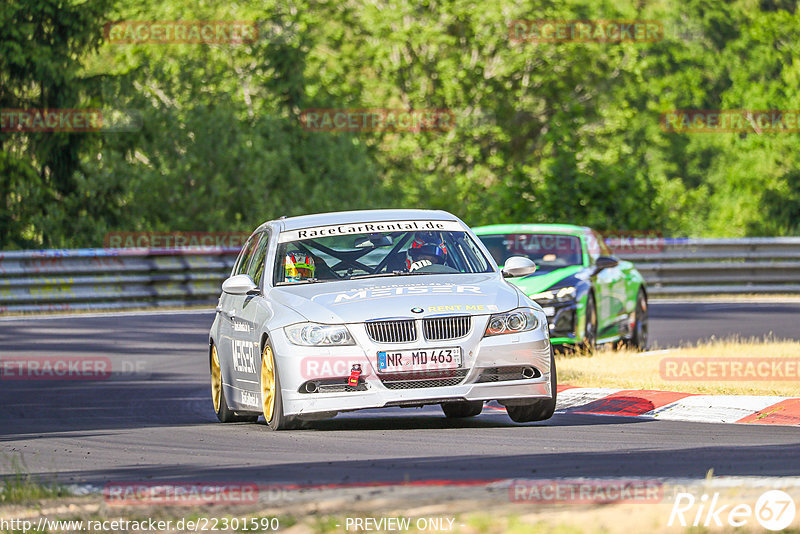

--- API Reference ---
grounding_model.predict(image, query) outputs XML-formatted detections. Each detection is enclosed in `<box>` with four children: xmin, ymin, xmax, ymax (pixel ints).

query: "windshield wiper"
<box><xmin>345</xmin><ymin>271</ymin><xmax>404</xmax><ymax>280</ymax></box>
<box><xmin>276</xmin><ymin>278</ymin><xmax>321</xmax><ymax>286</ymax></box>
<box><xmin>346</xmin><ymin>270</ymin><xmax>437</xmax><ymax>280</ymax></box>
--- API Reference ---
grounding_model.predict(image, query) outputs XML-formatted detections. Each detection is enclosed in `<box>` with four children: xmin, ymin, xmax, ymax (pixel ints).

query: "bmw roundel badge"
<box><xmin>411</xmin><ymin>307</ymin><xmax>424</xmax><ymax>314</ymax></box>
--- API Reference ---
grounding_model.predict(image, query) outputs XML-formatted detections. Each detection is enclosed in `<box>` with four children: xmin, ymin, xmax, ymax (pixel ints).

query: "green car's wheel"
<box><xmin>630</xmin><ymin>289</ymin><xmax>648</xmax><ymax>351</ymax></box>
<box><xmin>581</xmin><ymin>293</ymin><xmax>597</xmax><ymax>353</ymax></box>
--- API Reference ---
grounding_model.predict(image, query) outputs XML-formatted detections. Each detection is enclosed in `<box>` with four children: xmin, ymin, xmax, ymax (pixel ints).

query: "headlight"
<box><xmin>555</xmin><ymin>286</ymin><xmax>576</xmax><ymax>300</ymax></box>
<box><xmin>284</xmin><ymin>323</ymin><xmax>355</xmax><ymax>346</ymax></box>
<box><xmin>530</xmin><ymin>286</ymin><xmax>576</xmax><ymax>303</ymax></box>
<box><xmin>484</xmin><ymin>309</ymin><xmax>540</xmax><ymax>337</ymax></box>
<box><xmin>530</xmin><ymin>290</ymin><xmax>555</xmax><ymax>302</ymax></box>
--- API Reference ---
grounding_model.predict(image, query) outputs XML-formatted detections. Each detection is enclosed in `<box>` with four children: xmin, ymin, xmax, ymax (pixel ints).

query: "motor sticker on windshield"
<box><xmin>328</xmin><ymin>285</ymin><xmax>483</xmax><ymax>304</ymax></box>
<box><xmin>278</xmin><ymin>220</ymin><xmax>463</xmax><ymax>243</ymax></box>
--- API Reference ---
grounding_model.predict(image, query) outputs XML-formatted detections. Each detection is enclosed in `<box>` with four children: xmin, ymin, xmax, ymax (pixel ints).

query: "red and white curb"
<box><xmin>488</xmin><ymin>386</ymin><xmax>800</xmax><ymax>426</ymax></box>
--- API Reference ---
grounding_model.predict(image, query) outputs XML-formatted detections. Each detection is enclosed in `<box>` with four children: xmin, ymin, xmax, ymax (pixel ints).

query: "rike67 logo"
<box><xmin>669</xmin><ymin>490</ymin><xmax>797</xmax><ymax>531</ymax></box>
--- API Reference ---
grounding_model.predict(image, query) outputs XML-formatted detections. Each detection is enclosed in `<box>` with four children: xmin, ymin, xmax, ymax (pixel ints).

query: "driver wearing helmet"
<box><xmin>406</xmin><ymin>233</ymin><xmax>448</xmax><ymax>272</ymax></box>
<box><xmin>284</xmin><ymin>251</ymin><xmax>316</xmax><ymax>282</ymax></box>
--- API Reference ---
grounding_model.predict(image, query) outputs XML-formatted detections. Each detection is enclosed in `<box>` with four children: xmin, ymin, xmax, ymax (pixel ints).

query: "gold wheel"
<box><xmin>211</xmin><ymin>345</ymin><xmax>222</xmax><ymax>413</ymax></box>
<box><xmin>261</xmin><ymin>344</ymin><xmax>276</xmax><ymax>422</ymax></box>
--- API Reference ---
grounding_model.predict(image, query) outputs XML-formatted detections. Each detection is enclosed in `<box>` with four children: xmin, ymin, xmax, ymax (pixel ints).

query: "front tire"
<box><xmin>260</xmin><ymin>341</ymin><xmax>300</xmax><ymax>431</ymax></box>
<box><xmin>506</xmin><ymin>346</ymin><xmax>557</xmax><ymax>423</ymax></box>
<box><xmin>441</xmin><ymin>401</ymin><xmax>484</xmax><ymax>418</ymax></box>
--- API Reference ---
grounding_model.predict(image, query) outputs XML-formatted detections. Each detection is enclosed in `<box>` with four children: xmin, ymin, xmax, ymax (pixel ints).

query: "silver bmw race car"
<box><xmin>209</xmin><ymin>209</ymin><xmax>555</xmax><ymax>430</ymax></box>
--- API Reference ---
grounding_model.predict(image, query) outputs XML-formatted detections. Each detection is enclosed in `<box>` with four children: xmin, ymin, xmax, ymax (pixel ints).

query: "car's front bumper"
<box><xmin>269</xmin><ymin>316</ymin><xmax>553</xmax><ymax>417</ymax></box>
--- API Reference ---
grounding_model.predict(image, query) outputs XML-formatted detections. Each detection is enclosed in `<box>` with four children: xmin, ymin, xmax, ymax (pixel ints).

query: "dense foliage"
<box><xmin>1</xmin><ymin>0</ymin><xmax>799</xmax><ymax>249</ymax></box>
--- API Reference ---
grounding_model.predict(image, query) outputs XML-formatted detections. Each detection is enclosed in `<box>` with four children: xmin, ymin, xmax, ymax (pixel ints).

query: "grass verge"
<box><xmin>0</xmin><ymin>455</ymin><xmax>70</xmax><ymax>504</ymax></box>
<box><xmin>558</xmin><ymin>337</ymin><xmax>800</xmax><ymax>396</ymax></box>
<box><xmin>1</xmin><ymin>479</ymin><xmax>798</xmax><ymax>533</ymax></box>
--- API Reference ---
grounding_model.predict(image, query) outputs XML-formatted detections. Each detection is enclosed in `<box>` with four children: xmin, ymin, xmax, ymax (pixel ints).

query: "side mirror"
<box><xmin>222</xmin><ymin>274</ymin><xmax>259</xmax><ymax>295</ymax></box>
<box><xmin>501</xmin><ymin>256</ymin><xmax>537</xmax><ymax>278</ymax></box>
<box><xmin>595</xmin><ymin>256</ymin><xmax>620</xmax><ymax>272</ymax></box>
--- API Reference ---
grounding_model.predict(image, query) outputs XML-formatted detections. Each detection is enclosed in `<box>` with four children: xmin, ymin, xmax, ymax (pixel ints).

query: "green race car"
<box><xmin>473</xmin><ymin>224</ymin><xmax>648</xmax><ymax>351</ymax></box>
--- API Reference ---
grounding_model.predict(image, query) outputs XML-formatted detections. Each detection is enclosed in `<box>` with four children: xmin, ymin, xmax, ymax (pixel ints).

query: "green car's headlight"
<box><xmin>483</xmin><ymin>309</ymin><xmax>541</xmax><ymax>337</ymax></box>
<box><xmin>530</xmin><ymin>286</ymin><xmax>576</xmax><ymax>303</ymax></box>
<box><xmin>285</xmin><ymin>323</ymin><xmax>355</xmax><ymax>346</ymax></box>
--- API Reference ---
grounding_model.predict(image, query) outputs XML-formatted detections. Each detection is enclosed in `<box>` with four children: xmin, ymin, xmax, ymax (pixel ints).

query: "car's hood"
<box><xmin>508</xmin><ymin>265</ymin><xmax>584</xmax><ymax>296</ymax></box>
<box><xmin>268</xmin><ymin>273</ymin><xmax>520</xmax><ymax>324</ymax></box>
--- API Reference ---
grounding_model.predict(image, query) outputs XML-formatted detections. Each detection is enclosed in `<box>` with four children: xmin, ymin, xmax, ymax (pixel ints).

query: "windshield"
<box><xmin>477</xmin><ymin>233</ymin><xmax>584</xmax><ymax>272</ymax></box>
<box><xmin>274</xmin><ymin>223</ymin><xmax>493</xmax><ymax>285</ymax></box>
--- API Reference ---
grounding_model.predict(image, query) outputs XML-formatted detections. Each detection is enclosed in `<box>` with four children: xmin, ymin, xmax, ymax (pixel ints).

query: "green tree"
<box><xmin>0</xmin><ymin>0</ymin><xmax>112</xmax><ymax>248</ymax></box>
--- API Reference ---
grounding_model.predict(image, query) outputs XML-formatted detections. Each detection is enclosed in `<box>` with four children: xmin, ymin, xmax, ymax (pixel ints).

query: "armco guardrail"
<box><xmin>616</xmin><ymin>237</ymin><xmax>800</xmax><ymax>295</ymax></box>
<box><xmin>1</xmin><ymin>237</ymin><xmax>799</xmax><ymax>313</ymax></box>
<box><xmin>0</xmin><ymin>247</ymin><xmax>238</xmax><ymax>313</ymax></box>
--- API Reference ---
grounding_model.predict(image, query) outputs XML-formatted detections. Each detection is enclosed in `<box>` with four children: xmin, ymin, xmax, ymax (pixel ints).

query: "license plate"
<box><xmin>377</xmin><ymin>347</ymin><xmax>462</xmax><ymax>373</ymax></box>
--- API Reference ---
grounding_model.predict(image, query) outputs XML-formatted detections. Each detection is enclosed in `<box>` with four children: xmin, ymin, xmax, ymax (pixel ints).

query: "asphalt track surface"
<box><xmin>1</xmin><ymin>301</ymin><xmax>799</xmax><ymax>487</ymax></box>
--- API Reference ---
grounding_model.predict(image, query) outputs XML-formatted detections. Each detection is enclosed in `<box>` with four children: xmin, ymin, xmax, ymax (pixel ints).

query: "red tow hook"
<box><xmin>348</xmin><ymin>364</ymin><xmax>362</xmax><ymax>388</ymax></box>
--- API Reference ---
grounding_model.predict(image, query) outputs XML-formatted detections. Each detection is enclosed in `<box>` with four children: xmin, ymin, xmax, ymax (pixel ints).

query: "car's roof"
<box><xmin>472</xmin><ymin>223</ymin><xmax>590</xmax><ymax>236</ymax></box>
<box><xmin>274</xmin><ymin>209</ymin><xmax>461</xmax><ymax>231</ymax></box>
